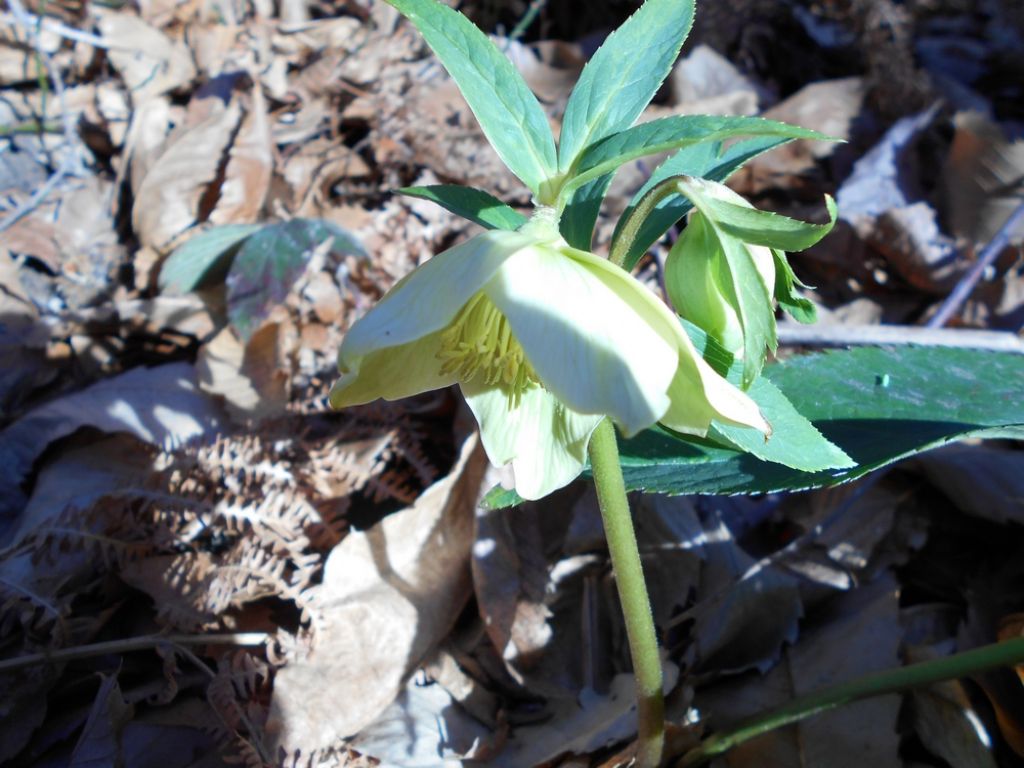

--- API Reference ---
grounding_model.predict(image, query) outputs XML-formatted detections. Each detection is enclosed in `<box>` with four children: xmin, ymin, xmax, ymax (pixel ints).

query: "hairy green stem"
<box><xmin>608</xmin><ymin>176</ymin><xmax>685</xmax><ymax>269</ymax></box>
<box><xmin>681</xmin><ymin>636</ymin><xmax>1024</xmax><ymax>766</ymax></box>
<box><xmin>588</xmin><ymin>418</ymin><xmax>664</xmax><ymax>767</ymax></box>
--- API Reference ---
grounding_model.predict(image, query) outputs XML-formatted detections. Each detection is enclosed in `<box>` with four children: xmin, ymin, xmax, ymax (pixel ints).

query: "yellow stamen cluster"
<box><xmin>438</xmin><ymin>293</ymin><xmax>538</xmax><ymax>398</ymax></box>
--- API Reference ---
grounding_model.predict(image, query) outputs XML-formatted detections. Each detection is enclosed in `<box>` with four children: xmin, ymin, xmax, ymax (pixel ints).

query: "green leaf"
<box><xmin>619</xmin><ymin>345</ymin><xmax>1024</xmax><ymax>497</ymax></box>
<box><xmin>226</xmin><ymin>219</ymin><xmax>364</xmax><ymax>341</ymax></box>
<box><xmin>772</xmin><ymin>249</ymin><xmax>817</xmax><ymax>324</ymax></box>
<box><xmin>387</xmin><ymin>0</ymin><xmax>556</xmax><ymax>195</ymax></box>
<box><xmin>561</xmin><ymin>116</ymin><xmax>829</xmax><ymax>204</ymax></box>
<box><xmin>557</xmin><ymin>0</ymin><xmax>694</xmax><ymax>174</ymax></box>
<box><xmin>708</xmin><ymin>218</ymin><xmax>776</xmax><ymax>388</ymax></box>
<box><xmin>559</xmin><ymin>173</ymin><xmax>612</xmax><ymax>249</ymax></box>
<box><xmin>484</xmin><ymin>344</ymin><xmax>1024</xmax><ymax>507</ymax></box>
<box><xmin>158</xmin><ymin>224</ymin><xmax>262</xmax><ymax>294</ymax></box>
<box><xmin>399</xmin><ymin>185</ymin><xmax>527</xmax><ymax>230</ymax></box>
<box><xmin>699</xmin><ymin>193</ymin><xmax>838</xmax><ymax>251</ymax></box>
<box><xmin>614</xmin><ymin>136</ymin><xmax>791</xmax><ymax>271</ymax></box>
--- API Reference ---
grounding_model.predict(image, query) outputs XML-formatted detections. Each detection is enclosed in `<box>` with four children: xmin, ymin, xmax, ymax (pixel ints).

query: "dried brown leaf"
<box><xmin>266</xmin><ymin>431</ymin><xmax>487</xmax><ymax>751</ymax></box>
<box><xmin>131</xmin><ymin>98</ymin><xmax>241</xmax><ymax>251</ymax></box>
<box><xmin>97</xmin><ymin>10</ymin><xmax>196</xmax><ymax>104</ymax></box>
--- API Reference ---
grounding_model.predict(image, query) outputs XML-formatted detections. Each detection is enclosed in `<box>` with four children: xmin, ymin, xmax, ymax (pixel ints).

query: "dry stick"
<box><xmin>0</xmin><ymin>10</ymin><xmax>114</xmax><ymax>48</ymax></box>
<box><xmin>927</xmin><ymin>200</ymin><xmax>1024</xmax><ymax>329</ymax></box>
<box><xmin>0</xmin><ymin>632</ymin><xmax>270</xmax><ymax>673</ymax></box>
<box><xmin>776</xmin><ymin>322</ymin><xmax>1024</xmax><ymax>354</ymax></box>
<box><xmin>0</xmin><ymin>0</ymin><xmax>85</xmax><ymax>235</ymax></box>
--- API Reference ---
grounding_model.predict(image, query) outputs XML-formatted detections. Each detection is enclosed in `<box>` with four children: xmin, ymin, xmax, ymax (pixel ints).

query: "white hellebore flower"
<box><xmin>330</xmin><ymin>209</ymin><xmax>769</xmax><ymax>501</ymax></box>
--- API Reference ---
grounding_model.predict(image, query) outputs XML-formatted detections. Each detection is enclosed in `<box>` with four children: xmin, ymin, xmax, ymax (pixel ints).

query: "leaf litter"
<box><xmin>0</xmin><ymin>0</ymin><xmax>1023</xmax><ymax>766</ymax></box>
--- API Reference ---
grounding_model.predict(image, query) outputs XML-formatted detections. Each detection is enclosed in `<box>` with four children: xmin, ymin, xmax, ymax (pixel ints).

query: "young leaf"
<box><xmin>387</xmin><ymin>0</ymin><xmax>557</xmax><ymax>195</ymax></box>
<box><xmin>613</xmin><ymin>136</ymin><xmax>791</xmax><ymax>270</ymax></box>
<box><xmin>715</xmin><ymin>228</ymin><xmax>777</xmax><ymax>387</ymax></box>
<box><xmin>399</xmin><ymin>185</ymin><xmax>527</xmax><ymax>231</ymax></box>
<box><xmin>561</xmin><ymin>116</ymin><xmax>829</xmax><ymax>203</ymax></box>
<box><xmin>226</xmin><ymin>219</ymin><xmax>364</xmax><ymax>341</ymax></box>
<box><xmin>772</xmin><ymin>249</ymin><xmax>817</xmax><ymax>324</ymax></box>
<box><xmin>557</xmin><ymin>0</ymin><xmax>694</xmax><ymax>174</ymax></box>
<box><xmin>159</xmin><ymin>223</ymin><xmax>262</xmax><ymax>294</ymax></box>
<box><xmin>697</xmin><ymin>192</ymin><xmax>838</xmax><ymax>251</ymax></box>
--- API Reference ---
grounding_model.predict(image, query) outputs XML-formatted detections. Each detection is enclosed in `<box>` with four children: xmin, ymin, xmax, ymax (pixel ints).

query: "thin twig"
<box><xmin>507</xmin><ymin>0</ymin><xmax>547</xmax><ymax>42</ymax></box>
<box><xmin>0</xmin><ymin>0</ymin><xmax>84</xmax><ymax>235</ymax></box>
<box><xmin>0</xmin><ymin>632</ymin><xmax>269</xmax><ymax>673</ymax></box>
<box><xmin>0</xmin><ymin>10</ymin><xmax>117</xmax><ymax>49</ymax></box>
<box><xmin>776</xmin><ymin>322</ymin><xmax>1024</xmax><ymax>354</ymax></box>
<box><xmin>927</xmin><ymin>200</ymin><xmax>1024</xmax><ymax>329</ymax></box>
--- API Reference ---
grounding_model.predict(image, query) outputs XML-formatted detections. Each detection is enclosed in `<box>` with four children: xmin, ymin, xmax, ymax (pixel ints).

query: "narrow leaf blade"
<box><xmin>399</xmin><ymin>185</ymin><xmax>527</xmax><ymax>231</ymax></box>
<box><xmin>568</xmin><ymin>116</ymin><xmax>829</xmax><ymax>196</ymax></box>
<box><xmin>558</xmin><ymin>0</ymin><xmax>694</xmax><ymax>173</ymax></box>
<box><xmin>388</xmin><ymin>0</ymin><xmax>556</xmax><ymax>194</ymax></box>
<box><xmin>702</xmin><ymin>194</ymin><xmax>838</xmax><ymax>251</ymax></box>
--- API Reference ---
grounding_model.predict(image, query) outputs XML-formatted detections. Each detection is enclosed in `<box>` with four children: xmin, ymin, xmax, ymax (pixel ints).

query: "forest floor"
<box><xmin>1</xmin><ymin>0</ymin><xmax>1023</xmax><ymax>765</ymax></box>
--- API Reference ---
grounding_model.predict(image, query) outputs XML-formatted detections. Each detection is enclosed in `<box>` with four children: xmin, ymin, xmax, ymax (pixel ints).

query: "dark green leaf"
<box><xmin>399</xmin><ymin>185</ymin><xmax>527</xmax><ymax>230</ymax></box>
<box><xmin>619</xmin><ymin>346</ymin><xmax>1024</xmax><ymax>496</ymax></box>
<box><xmin>387</xmin><ymin>0</ymin><xmax>557</xmax><ymax>195</ymax></box>
<box><xmin>686</xmin><ymin>321</ymin><xmax>852</xmax><ymax>471</ymax></box>
<box><xmin>226</xmin><ymin>219</ymin><xmax>364</xmax><ymax>341</ymax></box>
<box><xmin>557</xmin><ymin>0</ymin><xmax>694</xmax><ymax>173</ymax></box>
<box><xmin>158</xmin><ymin>224</ymin><xmax>262</xmax><ymax>294</ymax></box>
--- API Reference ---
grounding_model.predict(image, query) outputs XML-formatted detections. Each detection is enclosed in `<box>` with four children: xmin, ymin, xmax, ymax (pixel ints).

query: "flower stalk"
<box><xmin>588</xmin><ymin>418</ymin><xmax>665</xmax><ymax>767</ymax></box>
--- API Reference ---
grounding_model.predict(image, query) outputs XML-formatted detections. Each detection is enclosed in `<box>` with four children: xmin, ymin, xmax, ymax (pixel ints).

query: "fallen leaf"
<box><xmin>348</xmin><ymin>677</ymin><xmax>493</xmax><ymax>767</ymax></box>
<box><xmin>96</xmin><ymin>10</ymin><xmax>196</xmax><ymax>104</ymax></box>
<box><xmin>69</xmin><ymin>675</ymin><xmax>134</xmax><ymax>768</ymax></box>
<box><xmin>944</xmin><ymin>111</ymin><xmax>1024</xmax><ymax>244</ymax></box>
<box><xmin>207</xmin><ymin>86</ymin><xmax>273</xmax><ymax>228</ymax></box>
<box><xmin>0</xmin><ymin>362</ymin><xmax>225</xmax><ymax>532</ymax></box>
<box><xmin>916</xmin><ymin>444</ymin><xmax>1024</xmax><ymax>525</ymax></box>
<box><xmin>494</xmin><ymin>665</ymin><xmax>680</xmax><ymax>767</ymax></box>
<box><xmin>266</xmin><ymin>431</ymin><xmax>487</xmax><ymax>750</ymax></box>
<box><xmin>131</xmin><ymin>98</ymin><xmax>241</xmax><ymax>250</ymax></box>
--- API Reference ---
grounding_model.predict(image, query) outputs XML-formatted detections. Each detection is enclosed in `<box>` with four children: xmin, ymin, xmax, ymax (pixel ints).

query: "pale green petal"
<box><xmin>564</xmin><ymin>245</ymin><xmax>769</xmax><ymax>437</ymax></box>
<box><xmin>665</xmin><ymin>213</ymin><xmax>745</xmax><ymax>355</ymax></box>
<box><xmin>462</xmin><ymin>379</ymin><xmax>601</xmax><ymax>500</ymax></box>
<box><xmin>661</xmin><ymin>349</ymin><xmax>770</xmax><ymax>436</ymax></box>
<box><xmin>329</xmin><ymin>329</ymin><xmax>457</xmax><ymax>408</ymax></box>
<box><xmin>340</xmin><ymin>230</ymin><xmax>536</xmax><ymax>361</ymax></box>
<box><xmin>484</xmin><ymin>245</ymin><xmax>676</xmax><ymax>436</ymax></box>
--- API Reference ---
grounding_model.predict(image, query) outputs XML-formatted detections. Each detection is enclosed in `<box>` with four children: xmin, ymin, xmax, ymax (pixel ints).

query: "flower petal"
<box><xmin>560</xmin><ymin>246</ymin><xmax>769</xmax><ymax>436</ymax></box>
<box><xmin>484</xmin><ymin>245</ymin><xmax>676</xmax><ymax>436</ymax></box>
<box><xmin>340</xmin><ymin>230</ymin><xmax>536</xmax><ymax>362</ymax></box>
<box><xmin>660</xmin><ymin>348</ymin><xmax>769</xmax><ymax>436</ymax></box>
<box><xmin>329</xmin><ymin>329</ymin><xmax>457</xmax><ymax>408</ymax></box>
<box><xmin>462</xmin><ymin>379</ymin><xmax>601</xmax><ymax>500</ymax></box>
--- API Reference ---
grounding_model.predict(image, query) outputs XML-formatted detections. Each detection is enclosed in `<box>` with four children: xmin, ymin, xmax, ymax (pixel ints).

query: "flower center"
<box><xmin>437</xmin><ymin>294</ymin><xmax>538</xmax><ymax>397</ymax></box>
